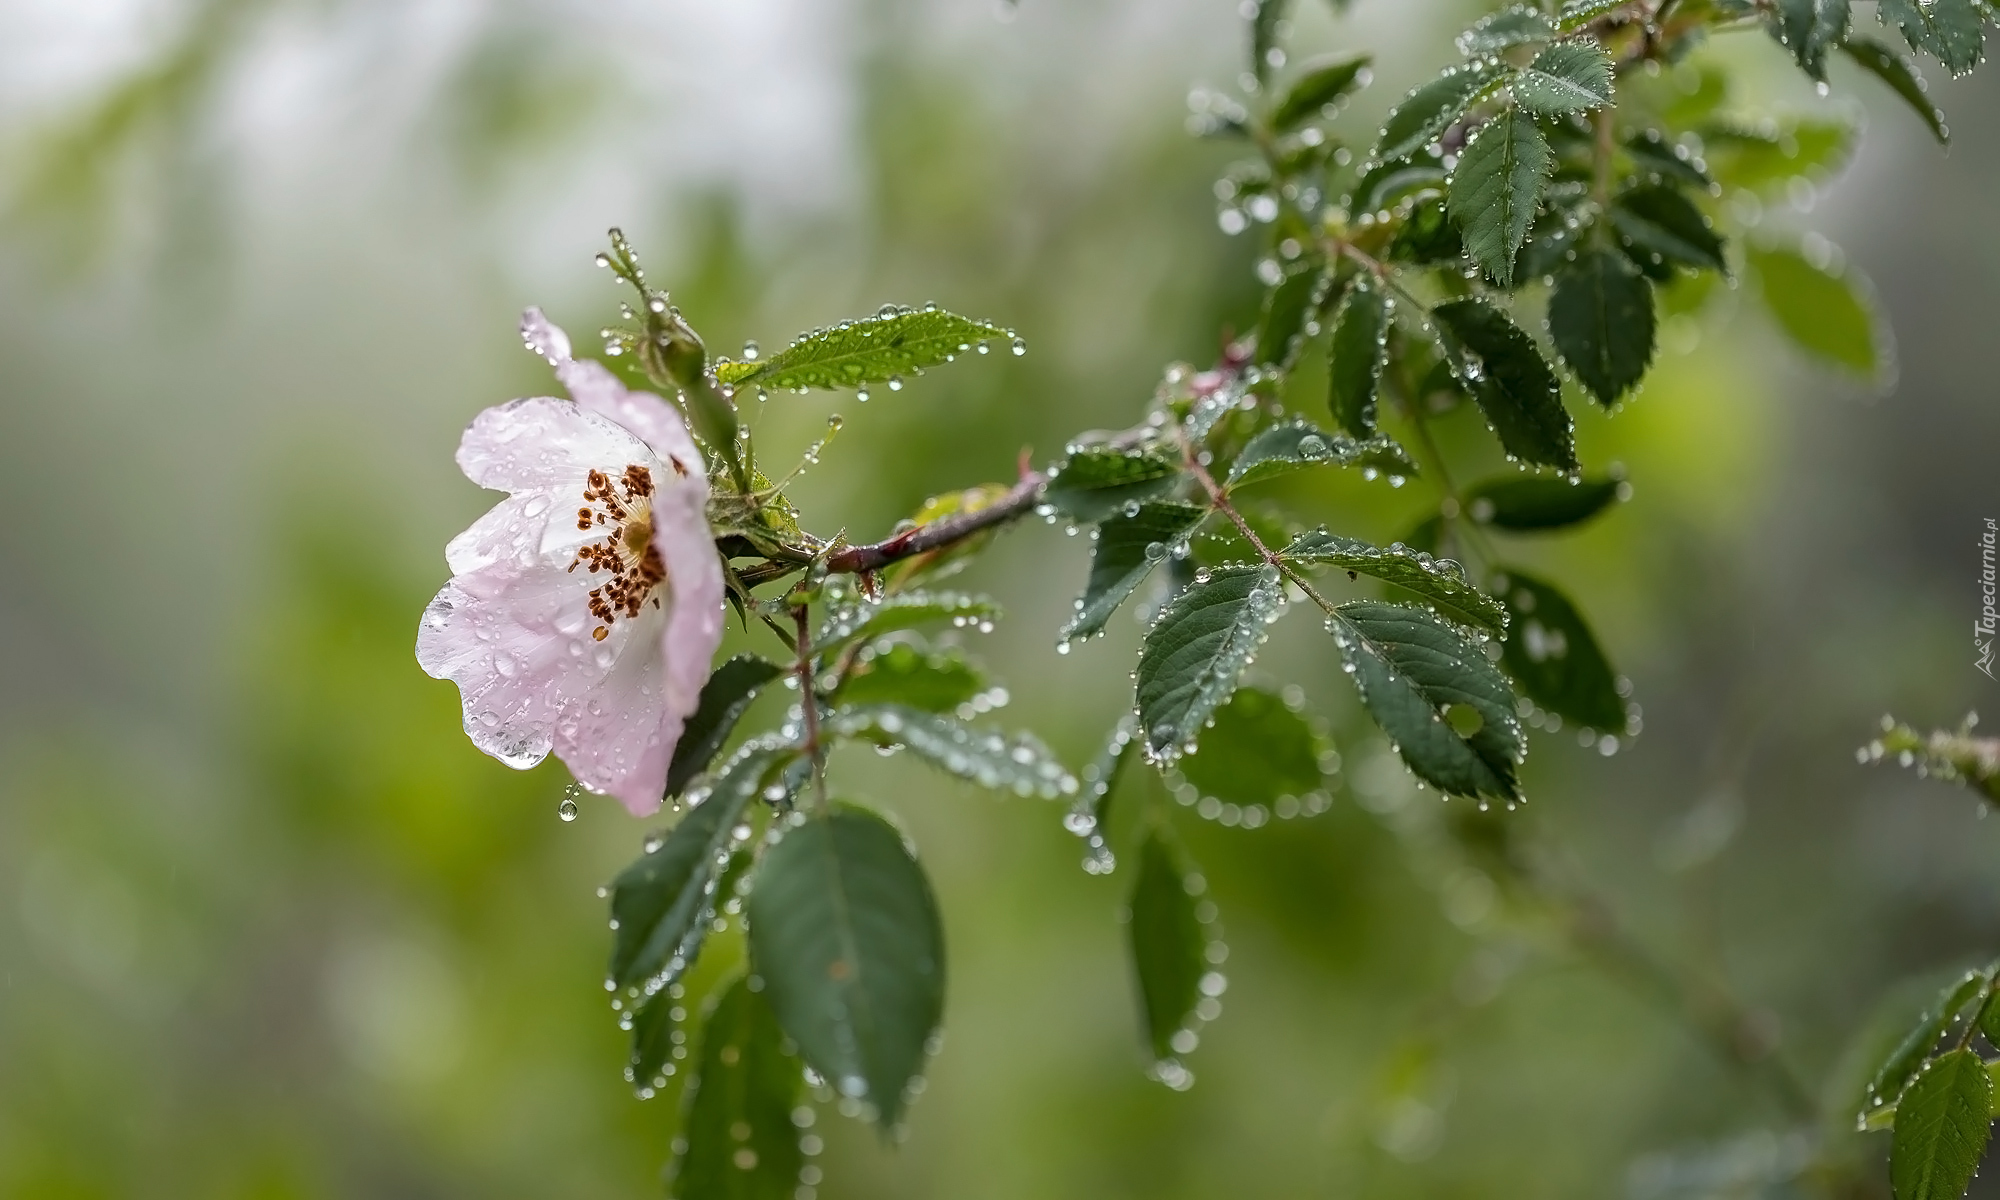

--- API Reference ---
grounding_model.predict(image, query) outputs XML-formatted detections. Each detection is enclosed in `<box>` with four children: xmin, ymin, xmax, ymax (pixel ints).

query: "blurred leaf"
<box><xmin>1610</xmin><ymin>184</ymin><xmax>1728</xmax><ymax>275</ymax></box>
<box><xmin>831</xmin><ymin>642</ymin><xmax>985</xmax><ymax>714</ymax></box>
<box><xmin>1493</xmin><ymin>568</ymin><xmax>1626</xmax><ymax>733</ymax></box>
<box><xmin>1137</xmin><ymin>566</ymin><xmax>1286</xmax><ymax>761</ymax></box>
<box><xmin>1890</xmin><ymin>1049</ymin><xmax>1992</xmax><ymax>1200</ymax></box>
<box><xmin>1175</xmin><ymin>686</ymin><xmax>1330</xmax><ymax>809</ymax></box>
<box><xmin>1513</xmin><ymin>41</ymin><xmax>1615</xmax><ymax>115</ymax></box>
<box><xmin>1270</xmin><ymin>53</ymin><xmax>1373</xmax><ymax>131</ymax></box>
<box><xmin>1870</xmin><ymin>971</ymin><xmax>1993</xmax><ymax>1110</ymax></box>
<box><xmin>669</xmin><ymin>655</ymin><xmax>787</xmax><ymax>798</ymax></box>
<box><xmin>1465</xmin><ymin>474</ymin><xmax>1623</xmax><ymax>531</ymax></box>
<box><xmin>1256</xmin><ymin>261</ymin><xmax>1331</xmax><ymax>372</ymax></box>
<box><xmin>1747</xmin><ymin>242</ymin><xmax>1882</xmax><ymax>375</ymax></box>
<box><xmin>715</xmin><ymin>307</ymin><xmax>1013</xmax><ymax>392</ymax></box>
<box><xmin>1548</xmin><ymin>245</ymin><xmax>1656</xmax><ymax>406</ymax></box>
<box><xmin>1374</xmin><ymin>60</ymin><xmax>1513</xmax><ymax>163</ymax></box>
<box><xmin>1624</xmin><ymin>128</ymin><xmax>1712</xmax><ymax>187</ymax></box>
<box><xmin>1431</xmin><ymin>298</ymin><xmax>1578</xmax><ymax>470</ymax></box>
<box><xmin>628</xmin><ymin>986</ymin><xmax>679</xmax><ymax>1094</ymax></box>
<box><xmin>748</xmin><ymin>806</ymin><xmax>944</xmax><ymax>1130</ymax></box>
<box><xmin>886</xmin><ymin>483</ymin><xmax>1017</xmax><ymax>586</ymax></box>
<box><xmin>813</xmin><ymin>590</ymin><xmax>999</xmax><ymax>657</ymax></box>
<box><xmin>1458</xmin><ymin>7</ymin><xmax>1556</xmax><ymax>55</ymax></box>
<box><xmin>1700</xmin><ymin>119</ymin><xmax>1856</xmax><ymax>193</ymax></box>
<box><xmin>1450</xmin><ymin>109</ymin><xmax>1552</xmax><ymax>286</ymax></box>
<box><xmin>1063</xmin><ymin>502</ymin><xmax>1210</xmax><ymax>642</ymax></box>
<box><xmin>1327</xmin><ymin>601</ymin><xmax>1523</xmax><ymax>802</ymax></box>
<box><xmin>1519</xmin><ymin>199</ymin><xmax>1593</xmax><ymax>280</ymax></box>
<box><xmin>825</xmin><ymin>704</ymin><xmax>1075</xmax><ymax>798</ymax></box>
<box><xmin>1328</xmin><ymin>277</ymin><xmax>1393</xmax><ymax>437</ymax></box>
<box><xmin>1840</xmin><ymin>37</ymin><xmax>1948</xmax><ymax>144</ymax></box>
<box><xmin>1067</xmin><ymin>716</ymin><xmax>1139</xmax><ymax>872</ymax></box>
<box><xmin>610</xmin><ymin>742</ymin><xmax>796</xmax><ymax>989</ymax></box>
<box><xmin>1351</xmin><ymin>156</ymin><xmax>1448</xmax><ymax>215</ymax></box>
<box><xmin>1876</xmin><ymin>0</ymin><xmax>1984</xmax><ymax>76</ymax></box>
<box><xmin>1388</xmin><ymin>196</ymin><xmax>1465</xmax><ymax>267</ymax></box>
<box><xmin>672</xmin><ymin>975</ymin><xmax>805</xmax><ymax>1200</ymax></box>
<box><xmin>1773</xmin><ymin>0</ymin><xmax>1852</xmax><ymax>80</ymax></box>
<box><xmin>1556</xmin><ymin>0</ymin><xmax>1629</xmax><ymax>28</ymax></box>
<box><xmin>1251</xmin><ymin>0</ymin><xmax>1292</xmax><ymax>85</ymax></box>
<box><xmin>1127</xmin><ymin>829</ymin><xmax>1208</xmax><ymax>1064</ymax></box>
<box><xmin>1281</xmin><ymin>529</ymin><xmax>1507</xmax><ymax>635</ymax></box>
<box><xmin>1043</xmin><ymin>448</ymin><xmax>1182</xmax><ymax>524</ymax></box>
<box><xmin>1228</xmin><ymin>420</ymin><xmax>1416</xmax><ymax>489</ymax></box>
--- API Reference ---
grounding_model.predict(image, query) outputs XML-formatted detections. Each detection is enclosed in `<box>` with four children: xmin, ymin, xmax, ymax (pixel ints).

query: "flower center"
<box><xmin>568</xmin><ymin>464</ymin><xmax>668</xmax><ymax>641</ymax></box>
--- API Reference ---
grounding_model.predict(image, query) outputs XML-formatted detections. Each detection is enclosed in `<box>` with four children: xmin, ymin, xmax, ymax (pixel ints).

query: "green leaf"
<box><xmin>1556</xmin><ymin>0</ymin><xmax>1629</xmax><ymax>29</ymax></box>
<box><xmin>1891</xmin><ymin>1049</ymin><xmax>1993</xmax><ymax>1200</ymax></box>
<box><xmin>1492</xmin><ymin>568</ymin><xmax>1626</xmax><ymax>733</ymax></box>
<box><xmin>1513</xmin><ymin>41</ymin><xmax>1615</xmax><ymax>114</ymax></box>
<box><xmin>670</xmin><ymin>975</ymin><xmax>805</xmax><ymax>1200</ymax></box>
<box><xmin>1747</xmin><ymin>242</ymin><xmax>1882</xmax><ymax>376</ymax></box>
<box><xmin>1450</xmin><ymin>109</ymin><xmax>1552</xmax><ymax>286</ymax></box>
<box><xmin>715</xmin><ymin>306</ymin><xmax>1015</xmax><ymax>392</ymax></box>
<box><xmin>813</xmin><ymin>589</ymin><xmax>999</xmax><ymax>657</ymax></box>
<box><xmin>1351</xmin><ymin>156</ymin><xmax>1448</xmax><ymax>216</ymax></box>
<box><xmin>1374</xmin><ymin>60</ymin><xmax>1513</xmax><ymax>163</ymax></box>
<box><xmin>1465</xmin><ymin>474</ymin><xmax>1624</xmax><ymax>531</ymax></box>
<box><xmin>1430</xmin><ymin>298</ymin><xmax>1578</xmax><ymax>471</ymax></box>
<box><xmin>1281</xmin><ymin>528</ymin><xmax>1508</xmax><ymax>635</ymax></box>
<box><xmin>627</xmin><ymin>986</ymin><xmax>680</xmax><ymax>1094</ymax></box>
<box><xmin>1519</xmin><ymin>200</ymin><xmax>1593</xmax><ymax>280</ymax></box>
<box><xmin>1870</xmin><ymin>971</ymin><xmax>1992</xmax><ymax>1109</ymax></box>
<box><xmin>1256</xmin><ymin>261</ymin><xmax>1331</xmax><ymax>372</ymax></box>
<box><xmin>1877</xmin><ymin>0</ymin><xmax>1984</xmax><ymax>76</ymax></box>
<box><xmin>1043</xmin><ymin>447</ymin><xmax>1182</xmax><ymax>524</ymax></box>
<box><xmin>1610</xmin><ymin>184</ymin><xmax>1728</xmax><ymax>275</ymax></box>
<box><xmin>1700</xmin><ymin>119</ymin><xmax>1856</xmax><ymax>193</ymax></box>
<box><xmin>1270</xmin><ymin>53</ymin><xmax>1373</xmax><ymax>131</ymax></box>
<box><xmin>1548</xmin><ymin>245</ymin><xmax>1656</xmax><ymax>406</ymax></box>
<box><xmin>610</xmin><ymin>742</ymin><xmax>796</xmax><ymax>989</ymax></box>
<box><xmin>1327</xmin><ymin>277</ymin><xmax>1392</xmax><ymax>436</ymax></box>
<box><xmin>824</xmin><ymin>704</ymin><xmax>1077</xmax><ymax>799</ymax></box>
<box><xmin>1458</xmin><ymin>7</ymin><xmax>1556</xmax><ymax>55</ymax></box>
<box><xmin>1067</xmin><ymin>716</ymin><xmax>1138</xmax><ymax>873</ymax></box>
<box><xmin>1062</xmin><ymin>502</ymin><xmax>1210</xmax><ymax>642</ymax></box>
<box><xmin>1126</xmin><ymin>828</ymin><xmax>1210</xmax><ymax>1065</ymax></box>
<box><xmin>1774</xmin><ymin>0</ymin><xmax>1852</xmax><ymax>79</ymax></box>
<box><xmin>1387</xmin><ymin>195</ymin><xmax>1465</xmax><ymax>267</ymax></box>
<box><xmin>1840</xmin><ymin>38</ymin><xmax>1948</xmax><ymax>144</ymax></box>
<box><xmin>668</xmin><ymin>655</ymin><xmax>786</xmax><ymax>798</ymax></box>
<box><xmin>1251</xmin><ymin>0</ymin><xmax>1292</xmax><ymax>84</ymax></box>
<box><xmin>748</xmin><ymin>806</ymin><xmax>945</xmax><ymax>1129</ymax></box>
<box><xmin>1136</xmin><ymin>565</ymin><xmax>1287</xmax><ymax>763</ymax></box>
<box><xmin>832</xmin><ymin>642</ymin><xmax>986</xmax><ymax>714</ymax></box>
<box><xmin>1326</xmin><ymin>600</ymin><xmax>1524</xmax><ymax>803</ymax></box>
<box><xmin>1227</xmin><ymin>419</ymin><xmax>1417</xmax><ymax>489</ymax></box>
<box><xmin>1174</xmin><ymin>686</ymin><xmax>1332</xmax><ymax>811</ymax></box>
<box><xmin>1624</xmin><ymin>129</ymin><xmax>1713</xmax><ymax>187</ymax></box>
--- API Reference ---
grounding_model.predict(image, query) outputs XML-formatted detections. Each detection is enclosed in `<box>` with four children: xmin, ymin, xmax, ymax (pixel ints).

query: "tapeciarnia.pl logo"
<box><xmin>1980</xmin><ymin>517</ymin><xmax>1997</xmax><ymax>680</ymax></box>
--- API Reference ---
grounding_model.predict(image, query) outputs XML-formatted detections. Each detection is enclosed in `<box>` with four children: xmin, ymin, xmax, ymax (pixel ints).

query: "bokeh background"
<box><xmin>4</xmin><ymin>0</ymin><xmax>2000</xmax><ymax>1196</ymax></box>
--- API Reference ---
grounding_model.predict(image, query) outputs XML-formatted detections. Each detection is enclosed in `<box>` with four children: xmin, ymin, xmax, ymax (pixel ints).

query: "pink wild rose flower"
<box><xmin>416</xmin><ymin>309</ymin><xmax>725</xmax><ymax>816</ymax></box>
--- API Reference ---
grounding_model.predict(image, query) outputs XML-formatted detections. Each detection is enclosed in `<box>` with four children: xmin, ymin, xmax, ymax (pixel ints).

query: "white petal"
<box><xmin>443</xmin><ymin>488</ymin><xmax>591</xmax><ymax>576</ymax></box>
<box><xmin>520</xmin><ymin>307</ymin><xmax>572</xmax><ymax>364</ymax></box>
<box><xmin>566</xmin><ymin>369</ymin><xmax>707</xmax><ymax>481</ymax></box>
<box><xmin>554</xmin><ymin>625</ymin><xmax>675</xmax><ymax>815</ymax></box>
<box><xmin>652</xmin><ymin>476</ymin><xmax>727</xmax><ymax>727</ymax></box>
<box><xmin>455</xmin><ymin>397</ymin><xmax>658</xmax><ymax>494</ymax></box>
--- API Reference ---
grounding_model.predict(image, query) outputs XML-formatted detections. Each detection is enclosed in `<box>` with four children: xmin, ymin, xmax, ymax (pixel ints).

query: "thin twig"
<box><xmin>793</xmin><ymin>606</ymin><xmax>829</xmax><ymax>814</ymax></box>
<box><xmin>824</xmin><ymin>469</ymin><xmax>1047</xmax><ymax>574</ymax></box>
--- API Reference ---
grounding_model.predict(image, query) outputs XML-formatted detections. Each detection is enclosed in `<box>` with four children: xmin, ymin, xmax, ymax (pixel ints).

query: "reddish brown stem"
<box><xmin>824</xmin><ymin>470</ymin><xmax>1047</xmax><ymax>574</ymax></box>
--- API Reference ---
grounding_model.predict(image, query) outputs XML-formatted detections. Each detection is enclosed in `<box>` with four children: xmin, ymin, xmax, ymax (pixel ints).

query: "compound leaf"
<box><xmin>1327</xmin><ymin>600</ymin><xmax>1524</xmax><ymax>802</ymax></box>
<box><xmin>1548</xmin><ymin>245</ymin><xmax>1656</xmax><ymax>406</ymax></box>
<box><xmin>1281</xmin><ymin>528</ymin><xmax>1508</xmax><ymax>635</ymax></box>
<box><xmin>1493</xmin><ymin>568</ymin><xmax>1626</xmax><ymax>733</ymax></box>
<box><xmin>748</xmin><ymin>806</ymin><xmax>944</xmax><ymax>1131</ymax></box>
<box><xmin>1450</xmin><ymin>108</ymin><xmax>1552</xmax><ymax>286</ymax></box>
<box><xmin>1136</xmin><ymin>565</ymin><xmax>1286</xmax><ymax>763</ymax></box>
<box><xmin>716</xmin><ymin>307</ymin><xmax>1014</xmax><ymax>392</ymax></box>
<box><xmin>670</xmin><ymin>975</ymin><xmax>804</xmax><ymax>1200</ymax></box>
<box><xmin>668</xmin><ymin>655</ymin><xmax>786</xmax><ymax>797</ymax></box>
<box><xmin>1063</xmin><ymin>502</ymin><xmax>1210</xmax><ymax>642</ymax></box>
<box><xmin>1127</xmin><ymin>829</ymin><xmax>1208</xmax><ymax>1064</ymax></box>
<box><xmin>1431</xmin><ymin>298</ymin><xmax>1578</xmax><ymax>470</ymax></box>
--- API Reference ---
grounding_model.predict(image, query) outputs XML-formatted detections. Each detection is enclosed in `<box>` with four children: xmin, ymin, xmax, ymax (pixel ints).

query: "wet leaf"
<box><xmin>628</xmin><ymin>986</ymin><xmax>679</xmax><ymax>1094</ymax></box>
<box><xmin>1270</xmin><ymin>53</ymin><xmax>1373</xmax><ymax>131</ymax></box>
<box><xmin>1281</xmin><ymin>528</ymin><xmax>1508</xmax><ymax>635</ymax></box>
<box><xmin>1876</xmin><ymin>0</ymin><xmax>1983</xmax><ymax>76</ymax></box>
<box><xmin>824</xmin><ymin>705</ymin><xmax>1075</xmax><ymax>798</ymax></box>
<box><xmin>1227</xmin><ymin>419</ymin><xmax>1417</xmax><ymax>489</ymax></box>
<box><xmin>1251</xmin><ymin>0</ymin><xmax>1292</xmax><ymax>85</ymax></box>
<box><xmin>1555</xmin><ymin>0</ymin><xmax>1628</xmax><ymax>28</ymax></box>
<box><xmin>1175</xmin><ymin>685</ymin><xmax>1331</xmax><ymax>810</ymax></box>
<box><xmin>748</xmin><ymin>806</ymin><xmax>945</xmax><ymax>1130</ymax></box>
<box><xmin>1450</xmin><ymin>109</ymin><xmax>1552</xmax><ymax>286</ymax></box>
<box><xmin>1610</xmin><ymin>184</ymin><xmax>1728</xmax><ymax>275</ymax></box>
<box><xmin>1774</xmin><ymin>0</ymin><xmax>1851</xmax><ymax>80</ymax></box>
<box><xmin>715</xmin><ymin>307</ymin><xmax>1014</xmax><ymax>392</ymax></box>
<box><xmin>1548</xmin><ymin>245</ymin><xmax>1655</xmax><ymax>406</ymax></box>
<box><xmin>1840</xmin><ymin>37</ymin><xmax>1947</xmax><ymax>144</ymax></box>
<box><xmin>1327</xmin><ymin>277</ymin><xmax>1393</xmax><ymax>436</ymax></box>
<box><xmin>1869</xmin><ymin>971</ymin><xmax>1992</xmax><ymax>1110</ymax></box>
<box><xmin>1700</xmin><ymin>119</ymin><xmax>1856</xmax><ymax>193</ymax></box>
<box><xmin>1326</xmin><ymin>600</ymin><xmax>1524</xmax><ymax>803</ymax></box>
<box><xmin>1043</xmin><ymin>448</ymin><xmax>1183</xmax><ymax>524</ymax></box>
<box><xmin>1127</xmin><ymin>828</ymin><xmax>1208</xmax><ymax>1063</ymax></box>
<box><xmin>668</xmin><ymin>655</ymin><xmax>786</xmax><ymax>798</ymax></box>
<box><xmin>813</xmin><ymin>590</ymin><xmax>1000</xmax><ymax>657</ymax></box>
<box><xmin>1136</xmin><ymin>566</ymin><xmax>1287</xmax><ymax>762</ymax></box>
<box><xmin>1513</xmin><ymin>40</ymin><xmax>1614</xmax><ymax>115</ymax></box>
<box><xmin>670</xmin><ymin>975</ymin><xmax>805</xmax><ymax>1200</ymax></box>
<box><xmin>1374</xmin><ymin>60</ymin><xmax>1513</xmax><ymax>163</ymax></box>
<box><xmin>1458</xmin><ymin>7</ymin><xmax>1556</xmax><ymax>55</ymax></box>
<box><xmin>1891</xmin><ymin>1049</ymin><xmax>1993</xmax><ymax>1200</ymax></box>
<box><xmin>1431</xmin><ymin>298</ymin><xmax>1578</xmax><ymax>470</ymax></box>
<box><xmin>1063</xmin><ymin>502</ymin><xmax>1210</xmax><ymax>642</ymax></box>
<box><xmin>1747</xmin><ymin>242</ymin><xmax>1882</xmax><ymax>376</ymax></box>
<box><xmin>831</xmin><ymin>642</ymin><xmax>986</xmax><ymax>714</ymax></box>
<box><xmin>1624</xmin><ymin>128</ymin><xmax>1712</xmax><ymax>187</ymax></box>
<box><xmin>1465</xmin><ymin>474</ymin><xmax>1623</xmax><ymax>531</ymax></box>
<box><xmin>1256</xmin><ymin>261</ymin><xmax>1331</xmax><ymax>372</ymax></box>
<box><xmin>1387</xmin><ymin>195</ymin><xmax>1464</xmax><ymax>267</ymax></box>
<box><xmin>1492</xmin><ymin>568</ymin><xmax>1625</xmax><ymax>733</ymax></box>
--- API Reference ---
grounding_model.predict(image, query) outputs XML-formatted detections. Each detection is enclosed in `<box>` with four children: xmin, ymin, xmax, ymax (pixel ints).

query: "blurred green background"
<box><xmin>4</xmin><ymin>1</ymin><xmax>2000</xmax><ymax>1196</ymax></box>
